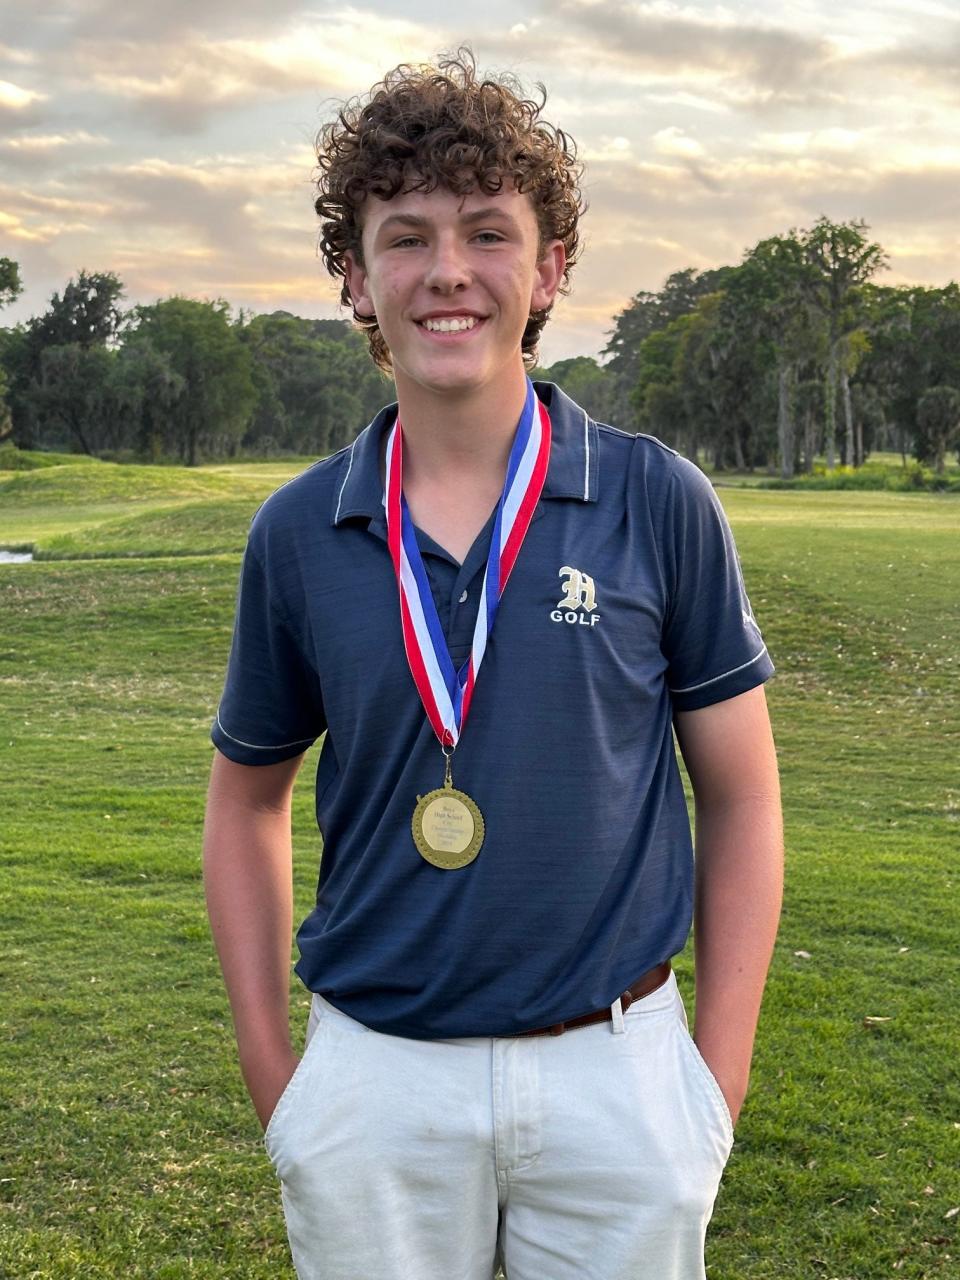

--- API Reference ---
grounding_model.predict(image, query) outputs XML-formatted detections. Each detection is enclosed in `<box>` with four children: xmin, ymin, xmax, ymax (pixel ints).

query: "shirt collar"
<box><xmin>330</xmin><ymin>380</ymin><xmax>599</xmax><ymax>528</ymax></box>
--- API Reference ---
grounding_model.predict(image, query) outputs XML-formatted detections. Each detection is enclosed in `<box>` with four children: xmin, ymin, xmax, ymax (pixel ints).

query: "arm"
<box><xmin>202</xmin><ymin>748</ymin><xmax>306</xmax><ymax>1129</ymax></box>
<box><xmin>673</xmin><ymin>684</ymin><xmax>783</xmax><ymax>1126</ymax></box>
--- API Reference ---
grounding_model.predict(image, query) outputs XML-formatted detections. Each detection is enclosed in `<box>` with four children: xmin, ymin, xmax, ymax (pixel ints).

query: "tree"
<box><xmin>851</xmin><ymin>284</ymin><xmax>912</xmax><ymax>460</ymax></box>
<box><xmin>602</xmin><ymin>266</ymin><xmax>733</xmax><ymax>429</ymax></box>
<box><xmin>31</xmin><ymin>344</ymin><xmax>119</xmax><ymax>455</ymax></box>
<box><xmin>0</xmin><ymin>325</ymin><xmax>32</xmax><ymax>446</ymax></box>
<box><xmin>29</xmin><ymin>269</ymin><xmax>125</xmax><ymax>351</ymax></box>
<box><xmin>0</xmin><ymin>258</ymin><xmax>23</xmax><ymax>311</ymax></box>
<box><xmin>676</xmin><ymin>288</ymin><xmax>777</xmax><ymax>471</ymax></box>
<box><xmin>126</xmin><ymin>298</ymin><xmax>257</xmax><ymax>465</ymax></box>
<box><xmin>0</xmin><ymin>257</ymin><xmax>23</xmax><ymax>440</ymax></box>
<box><xmin>112</xmin><ymin>339</ymin><xmax>187</xmax><ymax>460</ymax></box>
<box><xmin>838</xmin><ymin>328</ymin><xmax>871</xmax><ymax>465</ymax></box>
<box><xmin>917</xmin><ymin>386</ymin><xmax>960</xmax><ymax>474</ymax></box>
<box><xmin>2</xmin><ymin>270</ymin><xmax>128</xmax><ymax>450</ymax></box>
<box><xmin>802</xmin><ymin>218</ymin><xmax>887</xmax><ymax>468</ymax></box>
<box><xmin>534</xmin><ymin>355</ymin><xmax>618</xmax><ymax>424</ymax></box>
<box><xmin>859</xmin><ymin>283</ymin><xmax>960</xmax><ymax>464</ymax></box>
<box><xmin>237</xmin><ymin>311</ymin><xmax>388</xmax><ymax>457</ymax></box>
<box><xmin>731</xmin><ymin>234</ymin><xmax>826</xmax><ymax>478</ymax></box>
<box><xmin>795</xmin><ymin>378</ymin><xmax>822</xmax><ymax>472</ymax></box>
<box><xmin>631</xmin><ymin>319</ymin><xmax>691</xmax><ymax>451</ymax></box>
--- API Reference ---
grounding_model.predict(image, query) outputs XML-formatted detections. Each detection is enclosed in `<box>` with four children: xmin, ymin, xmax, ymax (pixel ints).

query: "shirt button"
<box><xmin>458</xmin><ymin>590</ymin><xmax>468</xmax><ymax>604</ymax></box>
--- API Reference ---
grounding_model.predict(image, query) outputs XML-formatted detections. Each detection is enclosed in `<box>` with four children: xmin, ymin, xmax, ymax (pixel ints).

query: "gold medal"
<box><xmin>412</xmin><ymin>755</ymin><xmax>485</xmax><ymax>870</ymax></box>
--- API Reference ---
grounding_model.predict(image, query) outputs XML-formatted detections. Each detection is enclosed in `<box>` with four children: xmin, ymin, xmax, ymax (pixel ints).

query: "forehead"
<box><xmin>359</xmin><ymin>183</ymin><xmax>539</xmax><ymax>238</ymax></box>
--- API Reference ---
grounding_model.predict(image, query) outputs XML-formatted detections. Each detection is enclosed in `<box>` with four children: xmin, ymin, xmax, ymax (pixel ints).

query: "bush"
<box><xmin>758</xmin><ymin>461</ymin><xmax>959</xmax><ymax>492</ymax></box>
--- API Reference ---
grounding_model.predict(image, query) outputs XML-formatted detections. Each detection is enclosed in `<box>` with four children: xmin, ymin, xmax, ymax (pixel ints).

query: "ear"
<box><xmin>531</xmin><ymin>239</ymin><xmax>567</xmax><ymax>313</ymax></box>
<box><xmin>344</xmin><ymin>249</ymin><xmax>375</xmax><ymax>319</ymax></box>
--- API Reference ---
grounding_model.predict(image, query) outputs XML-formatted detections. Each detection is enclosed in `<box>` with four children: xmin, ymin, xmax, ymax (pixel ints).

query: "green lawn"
<box><xmin>0</xmin><ymin>458</ymin><xmax>290</xmax><ymax>552</ymax></box>
<box><xmin>1</xmin><ymin>457</ymin><xmax>958</xmax><ymax>1278</ymax></box>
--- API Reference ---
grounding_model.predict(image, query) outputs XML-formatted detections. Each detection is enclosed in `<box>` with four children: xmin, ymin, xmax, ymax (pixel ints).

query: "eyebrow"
<box><xmin>375</xmin><ymin>207</ymin><xmax>520</xmax><ymax>236</ymax></box>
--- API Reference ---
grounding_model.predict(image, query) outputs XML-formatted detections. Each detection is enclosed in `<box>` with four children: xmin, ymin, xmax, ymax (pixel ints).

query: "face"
<box><xmin>343</xmin><ymin>183</ymin><xmax>565</xmax><ymax>399</ymax></box>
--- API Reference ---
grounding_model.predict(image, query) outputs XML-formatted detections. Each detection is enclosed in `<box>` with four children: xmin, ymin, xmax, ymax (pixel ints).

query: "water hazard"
<box><xmin>0</xmin><ymin>550</ymin><xmax>33</xmax><ymax>563</ymax></box>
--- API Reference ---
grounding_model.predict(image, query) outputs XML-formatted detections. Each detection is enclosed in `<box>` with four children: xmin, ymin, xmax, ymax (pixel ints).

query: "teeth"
<box><xmin>422</xmin><ymin>316</ymin><xmax>478</xmax><ymax>332</ymax></box>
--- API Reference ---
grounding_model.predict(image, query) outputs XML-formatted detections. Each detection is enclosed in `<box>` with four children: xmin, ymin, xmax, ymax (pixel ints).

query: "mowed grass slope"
<box><xmin>1</xmin><ymin>456</ymin><xmax>958</xmax><ymax>1279</ymax></box>
<box><xmin>0</xmin><ymin>456</ymin><xmax>313</xmax><ymax>553</ymax></box>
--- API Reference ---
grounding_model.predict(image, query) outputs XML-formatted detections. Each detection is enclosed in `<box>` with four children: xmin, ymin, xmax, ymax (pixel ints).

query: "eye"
<box><xmin>474</xmin><ymin>232</ymin><xmax>505</xmax><ymax>244</ymax></box>
<box><xmin>391</xmin><ymin>236</ymin><xmax>421</xmax><ymax>248</ymax></box>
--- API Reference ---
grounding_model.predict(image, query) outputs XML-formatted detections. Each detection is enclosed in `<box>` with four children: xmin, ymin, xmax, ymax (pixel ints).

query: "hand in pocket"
<box><xmin>243</xmin><ymin>1046</ymin><xmax>303</xmax><ymax>1131</ymax></box>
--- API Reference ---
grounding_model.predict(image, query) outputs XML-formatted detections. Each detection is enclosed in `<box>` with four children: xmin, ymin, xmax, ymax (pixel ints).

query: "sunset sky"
<box><xmin>2</xmin><ymin>0</ymin><xmax>959</xmax><ymax>365</ymax></box>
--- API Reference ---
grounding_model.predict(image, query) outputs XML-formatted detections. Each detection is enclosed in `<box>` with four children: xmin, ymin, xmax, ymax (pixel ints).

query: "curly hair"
<box><xmin>313</xmin><ymin>46</ymin><xmax>586</xmax><ymax>375</ymax></box>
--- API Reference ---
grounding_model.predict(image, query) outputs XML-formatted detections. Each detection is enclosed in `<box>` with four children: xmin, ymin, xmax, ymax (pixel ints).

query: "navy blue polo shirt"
<box><xmin>212</xmin><ymin>380</ymin><xmax>774</xmax><ymax>1039</ymax></box>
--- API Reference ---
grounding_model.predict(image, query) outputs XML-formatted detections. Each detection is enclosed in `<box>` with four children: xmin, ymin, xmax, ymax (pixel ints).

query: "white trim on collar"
<box><xmin>334</xmin><ymin>437</ymin><xmax>358</xmax><ymax>524</ymax></box>
<box><xmin>582</xmin><ymin>405</ymin><xmax>590</xmax><ymax>501</ymax></box>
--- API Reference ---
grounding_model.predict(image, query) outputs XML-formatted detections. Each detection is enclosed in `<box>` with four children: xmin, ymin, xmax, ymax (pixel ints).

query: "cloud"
<box><xmin>0</xmin><ymin>79</ymin><xmax>47</xmax><ymax>110</ymax></box>
<box><xmin>520</xmin><ymin>2</ymin><xmax>958</xmax><ymax>122</ymax></box>
<box><xmin>43</xmin><ymin>0</ymin><xmax>309</xmax><ymax>44</ymax></box>
<box><xmin>580</xmin><ymin>135</ymin><xmax>634</xmax><ymax>163</ymax></box>
<box><xmin>0</xmin><ymin>130</ymin><xmax>110</xmax><ymax>175</ymax></box>
<box><xmin>841</xmin><ymin>165</ymin><xmax>960</xmax><ymax>228</ymax></box>
<box><xmin>580</xmin><ymin>147</ymin><xmax>960</xmax><ymax>300</ymax></box>
<box><xmin>0</xmin><ymin>145</ymin><xmax>316</xmax><ymax>280</ymax></box>
<box><xmin>104</xmin><ymin>237</ymin><xmax>327</xmax><ymax>308</ymax></box>
<box><xmin>0</xmin><ymin>208</ymin><xmax>61</xmax><ymax>243</ymax></box>
<box><xmin>0</xmin><ymin>44</ymin><xmax>36</xmax><ymax>66</ymax></box>
<box><xmin>646</xmin><ymin>90</ymin><xmax>730</xmax><ymax>115</ymax></box>
<box><xmin>0</xmin><ymin>147</ymin><xmax>337</xmax><ymax>328</ymax></box>
<box><xmin>83</xmin><ymin>157</ymin><xmax>291</xmax><ymax>253</ymax></box>
<box><xmin>750</xmin><ymin>128</ymin><xmax>867</xmax><ymax>155</ymax></box>
<box><xmin>859</xmin><ymin>28</ymin><xmax>960</xmax><ymax>86</ymax></box>
<box><xmin>652</xmin><ymin>126</ymin><xmax>705</xmax><ymax>159</ymax></box>
<box><xmin>43</xmin><ymin>11</ymin><xmax>442</xmax><ymax>134</ymax></box>
<box><xmin>3</xmin><ymin>187</ymin><xmax>116</xmax><ymax>218</ymax></box>
<box><xmin>3</xmin><ymin>130</ymin><xmax>107</xmax><ymax>152</ymax></box>
<box><xmin>881</xmin><ymin>229</ymin><xmax>960</xmax><ymax>287</ymax></box>
<box><xmin>2</xmin><ymin>1</ymin><xmax>959</xmax><ymax>359</ymax></box>
<box><xmin>548</xmin><ymin>0</ymin><xmax>835</xmax><ymax>94</ymax></box>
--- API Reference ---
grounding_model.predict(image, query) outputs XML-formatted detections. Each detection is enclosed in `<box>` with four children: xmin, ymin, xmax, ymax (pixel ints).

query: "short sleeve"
<box><xmin>211</xmin><ymin>535</ymin><xmax>325</xmax><ymax>765</ymax></box>
<box><xmin>661</xmin><ymin>456</ymin><xmax>774</xmax><ymax>712</ymax></box>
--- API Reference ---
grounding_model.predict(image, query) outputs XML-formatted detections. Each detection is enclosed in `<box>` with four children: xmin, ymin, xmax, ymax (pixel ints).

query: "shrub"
<box><xmin>757</xmin><ymin>462</ymin><xmax>957</xmax><ymax>492</ymax></box>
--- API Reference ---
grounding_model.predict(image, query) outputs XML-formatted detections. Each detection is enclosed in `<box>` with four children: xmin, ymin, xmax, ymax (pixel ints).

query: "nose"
<box><xmin>422</xmin><ymin>232</ymin><xmax>472</xmax><ymax>293</ymax></box>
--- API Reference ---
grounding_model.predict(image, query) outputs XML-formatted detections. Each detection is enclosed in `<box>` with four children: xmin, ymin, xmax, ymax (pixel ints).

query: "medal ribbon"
<box><xmin>384</xmin><ymin>376</ymin><xmax>552</xmax><ymax>748</ymax></box>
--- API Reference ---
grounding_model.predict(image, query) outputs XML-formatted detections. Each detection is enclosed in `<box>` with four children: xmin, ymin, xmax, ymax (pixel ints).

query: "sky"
<box><xmin>2</xmin><ymin>0</ymin><xmax>959</xmax><ymax>365</ymax></box>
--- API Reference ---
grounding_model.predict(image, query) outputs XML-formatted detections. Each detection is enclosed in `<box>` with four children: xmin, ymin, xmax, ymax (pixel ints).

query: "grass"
<box><xmin>1</xmin><ymin>455</ymin><xmax>958</xmax><ymax>1277</ymax></box>
<box><xmin>0</xmin><ymin>444</ymin><xmax>103</xmax><ymax>471</ymax></box>
<box><xmin>0</xmin><ymin>458</ymin><xmax>304</xmax><ymax>553</ymax></box>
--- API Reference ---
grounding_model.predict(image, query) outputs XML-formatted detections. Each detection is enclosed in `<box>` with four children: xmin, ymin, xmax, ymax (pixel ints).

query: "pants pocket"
<box><xmin>263</xmin><ymin>1005</ymin><xmax>327</xmax><ymax>1161</ymax></box>
<box><xmin>677</xmin><ymin>1022</ymin><xmax>735</xmax><ymax>1147</ymax></box>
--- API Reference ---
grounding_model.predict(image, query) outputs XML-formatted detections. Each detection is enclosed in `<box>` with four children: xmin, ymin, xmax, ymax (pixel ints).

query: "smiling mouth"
<box><xmin>417</xmin><ymin>316</ymin><xmax>486</xmax><ymax>335</ymax></box>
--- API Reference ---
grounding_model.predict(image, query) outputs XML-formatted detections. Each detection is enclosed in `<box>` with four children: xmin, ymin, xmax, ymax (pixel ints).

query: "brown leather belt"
<box><xmin>509</xmin><ymin>960</ymin><xmax>672</xmax><ymax>1038</ymax></box>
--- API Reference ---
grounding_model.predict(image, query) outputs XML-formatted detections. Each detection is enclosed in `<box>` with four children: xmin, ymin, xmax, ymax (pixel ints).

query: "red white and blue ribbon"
<box><xmin>384</xmin><ymin>376</ymin><xmax>551</xmax><ymax>748</ymax></box>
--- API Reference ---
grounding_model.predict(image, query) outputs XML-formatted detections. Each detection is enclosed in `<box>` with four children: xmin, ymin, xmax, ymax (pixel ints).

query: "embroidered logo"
<box><xmin>551</xmin><ymin>566</ymin><xmax>601</xmax><ymax>626</ymax></box>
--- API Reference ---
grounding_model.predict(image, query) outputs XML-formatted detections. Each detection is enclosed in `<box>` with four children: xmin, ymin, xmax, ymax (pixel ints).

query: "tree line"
<box><xmin>1</xmin><ymin>214</ymin><xmax>958</xmax><ymax>472</ymax></box>
<box><xmin>552</xmin><ymin>217</ymin><xmax>960</xmax><ymax>476</ymax></box>
<box><xmin>0</xmin><ymin>262</ymin><xmax>391</xmax><ymax>465</ymax></box>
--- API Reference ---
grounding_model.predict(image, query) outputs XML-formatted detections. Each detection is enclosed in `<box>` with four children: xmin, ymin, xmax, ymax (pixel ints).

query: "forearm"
<box><xmin>202</xmin><ymin>783</ymin><xmax>296</xmax><ymax>1062</ymax></box>
<box><xmin>692</xmin><ymin>792</ymin><xmax>784</xmax><ymax>1117</ymax></box>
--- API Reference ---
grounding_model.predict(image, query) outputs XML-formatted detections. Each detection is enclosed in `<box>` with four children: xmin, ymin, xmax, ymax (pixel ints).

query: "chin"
<box><xmin>398</xmin><ymin>361</ymin><xmax>493</xmax><ymax>395</ymax></box>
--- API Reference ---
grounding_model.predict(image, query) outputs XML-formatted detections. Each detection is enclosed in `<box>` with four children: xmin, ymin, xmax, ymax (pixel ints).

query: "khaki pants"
<box><xmin>264</xmin><ymin>970</ymin><xmax>734</xmax><ymax>1279</ymax></box>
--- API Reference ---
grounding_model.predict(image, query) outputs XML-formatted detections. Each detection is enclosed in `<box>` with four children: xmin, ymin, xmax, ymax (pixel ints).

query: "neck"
<box><xmin>393</xmin><ymin>362</ymin><xmax>530</xmax><ymax>484</ymax></box>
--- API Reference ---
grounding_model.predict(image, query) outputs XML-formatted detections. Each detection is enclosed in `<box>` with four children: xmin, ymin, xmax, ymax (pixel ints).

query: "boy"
<box><xmin>203</xmin><ymin>47</ymin><xmax>783</xmax><ymax>1280</ymax></box>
